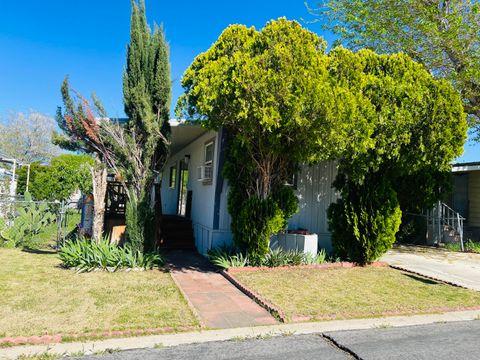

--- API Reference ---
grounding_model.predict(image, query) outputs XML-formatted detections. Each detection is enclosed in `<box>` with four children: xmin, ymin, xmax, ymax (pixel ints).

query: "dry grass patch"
<box><xmin>234</xmin><ymin>266</ymin><xmax>480</xmax><ymax>321</ymax></box>
<box><xmin>0</xmin><ymin>248</ymin><xmax>199</xmax><ymax>338</ymax></box>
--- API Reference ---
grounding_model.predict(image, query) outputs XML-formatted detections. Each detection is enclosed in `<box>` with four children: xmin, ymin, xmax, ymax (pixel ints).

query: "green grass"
<box><xmin>0</xmin><ymin>248</ymin><xmax>199</xmax><ymax>338</ymax></box>
<box><xmin>445</xmin><ymin>240</ymin><xmax>480</xmax><ymax>254</ymax></box>
<box><xmin>16</xmin><ymin>353</ymin><xmax>61</xmax><ymax>360</ymax></box>
<box><xmin>234</xmin><ymin>267</ymin><xmax>480</xmax><ymax>322</ymax></box>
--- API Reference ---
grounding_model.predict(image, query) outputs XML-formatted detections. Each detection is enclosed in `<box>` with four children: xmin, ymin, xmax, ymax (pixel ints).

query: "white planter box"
<box><xmin>270</xmin><ymin>233</ymin><xmax>318</xmax><ymax>256</ymax></box>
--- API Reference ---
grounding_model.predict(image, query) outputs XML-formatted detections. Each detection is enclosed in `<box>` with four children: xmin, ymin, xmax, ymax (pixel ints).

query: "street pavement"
<box><xmin>73</xmin><ymin>320</ymin><xmax>480</xmax><ymax>360</ymax></box>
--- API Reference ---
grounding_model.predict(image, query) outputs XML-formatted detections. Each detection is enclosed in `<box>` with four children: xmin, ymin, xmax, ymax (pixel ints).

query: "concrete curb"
<box><xmin>388</xmin><ymin>264</ymin><xmax>478</xmax><ymax>291</ymax></box>
<box><xmin>0</xmin><ymin>326</ymin><xmax>198</xmax><ymax>347</ymax></box>
<box><xmin>2</xmin><ymin>310</ymin><xmax>479</xmax><ymax>359</ymax></box>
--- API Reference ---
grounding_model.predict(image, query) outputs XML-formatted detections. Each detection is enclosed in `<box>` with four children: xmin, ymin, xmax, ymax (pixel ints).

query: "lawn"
<box><xmin>0</xmin><ymin>248</ymin><xmax>199</xmax><ymax>338</ymax></box>
<box><xmin>233</xmin><ymin>266</ymin><xmax>480</xmax><ymax>322</ymax></box>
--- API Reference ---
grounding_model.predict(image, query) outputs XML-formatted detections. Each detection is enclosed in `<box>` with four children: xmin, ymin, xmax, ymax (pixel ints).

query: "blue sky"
<box><xmin>0</xmin><ymin>0</ymin><xmax>477</xmax><ymax>162</ymax></box>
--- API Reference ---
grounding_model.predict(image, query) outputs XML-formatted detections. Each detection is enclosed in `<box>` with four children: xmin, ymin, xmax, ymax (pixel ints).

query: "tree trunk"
<box><xmin>91</xmin><ymin>162</ymin><xmax>107</xmax><ymax>242</ymax></box>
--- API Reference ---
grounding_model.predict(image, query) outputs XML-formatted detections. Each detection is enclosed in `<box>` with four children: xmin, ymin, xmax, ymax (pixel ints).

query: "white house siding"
<box><xmin>211</xmin><ymin>161</ymin><xmax>339</xmax><ymax>253</ymax></box>
<box><xmin>161</xmin><ymin>128</ymin><xmax>339</xmax><ymax>254</ymax></box>
<box><xmin>289</xmin><ymin>161</ymin><xmax>339</xmax><ymax>252</ymax></box>
<box><xmin>161</xmin><ymin>130</ymin><xmax>234</xmax><ymax>254</ymax></box>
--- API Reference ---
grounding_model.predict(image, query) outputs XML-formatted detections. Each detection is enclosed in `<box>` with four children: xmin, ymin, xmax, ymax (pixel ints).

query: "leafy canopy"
<box><xmin>326</xmin><ymin>47</ymin><xmax>467</xmax><ymax>263</ymax></box>
<box><xmin>16</xmin><ymin>154</ymin><xmax>94</xmax><ymax>202</ymax></box>
<box><xmin>179</xmin><ymin>18</ymin><xmax>467</xmax><ymax>260</ymax></box>
<box><xmin>178</xmin><ymin>18</ymin><xmax>372</xmax><ymax>165</ymax></box>
<box><xmin>309</xmin><ymin>0</ymin><xmax>480</xmax><ymax>138</ymax></box>
<box><xmin>178</xmin><ymin>18</ymin><xmax>377</xmax><ymax>256</ymax></box>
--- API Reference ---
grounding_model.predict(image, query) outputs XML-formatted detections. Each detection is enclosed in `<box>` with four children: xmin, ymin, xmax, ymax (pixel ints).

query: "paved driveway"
<box><xmin>382</xmin><ymin>246</ymin><xmax>480</xmax><ymax>291</ymax></box>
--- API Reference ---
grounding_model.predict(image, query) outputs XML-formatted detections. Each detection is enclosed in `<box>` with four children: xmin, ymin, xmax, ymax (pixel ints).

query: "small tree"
<box><xmin>53</xmin><ymin>78</ymin><xmax>115</xmax><ymax>240</ymax></box>
<box><xmin>326</xmin><ymin>48</ymin><xmax>467</xmax><ymax>263</ymax></box>
<box><xmin>54</xmin><ymin>1</ymin><xmax>171</xmax><ymax>250</ymax></box>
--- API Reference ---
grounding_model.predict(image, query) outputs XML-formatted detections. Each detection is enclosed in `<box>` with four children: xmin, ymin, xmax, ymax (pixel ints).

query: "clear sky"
<box><xmin>0</xmin><ymin>0</ymin><xmax>477</xmax><ymax>162</ymax></box>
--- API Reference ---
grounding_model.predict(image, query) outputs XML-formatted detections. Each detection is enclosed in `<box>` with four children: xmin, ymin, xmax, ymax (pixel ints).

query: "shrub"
<box><xmin>207</xmin><ymin>247</ymin><xmax>328</xmax><ymax>269</ymax></box>
<box><xmin>328</xmin><ymin>176</ymin><xmax>402</xmax><ymax>264</ymax></box>
<box><xmin>16</xmin><ymin>155</ymin><xmax>94</xmax><ymax>201</ymax></box>
<box><xmin>303</xmin><ymin>249</ymin><xmax>327</xmax><ymax>265</ymax></box>
<box><xmin>228</xmin><ymin>188</ymin><xmax>298</xmax><ymax>259</ymax></box>
<box><xmin>58</xmin><ymin>236</ymin><xmax>164</xmax><ymax>272</ymax></box>
<box><xmin>445</xmin><ymin>240</ymin><xmax>480</xmax><ymax>254</ymax></box>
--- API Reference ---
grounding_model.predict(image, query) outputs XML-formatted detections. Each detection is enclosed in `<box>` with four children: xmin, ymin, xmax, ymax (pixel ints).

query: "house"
<box><xmin>448</xmin><ymin>162</ymin><xmax>480</xmax><ymax>241</ymax></box>
<box><xmin>160</xmin><ymin>120</ymin><xmax>339</xmax><ymax>255</ymax></box>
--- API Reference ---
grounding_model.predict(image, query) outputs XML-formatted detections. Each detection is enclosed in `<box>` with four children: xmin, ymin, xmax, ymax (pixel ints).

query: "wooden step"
<box><xmin>159</xmin><ymin>215</ymin><xmax>195</xmax><ymax>250</ymax></box>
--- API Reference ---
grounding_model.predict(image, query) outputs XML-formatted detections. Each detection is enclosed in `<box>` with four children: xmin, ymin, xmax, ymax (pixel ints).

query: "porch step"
<box><xmin>159</xmin><ymin>215</ymin><xmax>195</xmax><ymax>250</ymax></box>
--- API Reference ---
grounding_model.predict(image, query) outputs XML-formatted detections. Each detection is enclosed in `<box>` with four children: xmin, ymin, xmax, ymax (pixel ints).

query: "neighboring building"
<box><xmin>160</xmin><ymin>120</ymin><xmax>339</xmax><ymax>255</ymax></box>
<box><xmin>449</xmin><ymin>162</ymin><xmax>480</xmax><ymax>240</ymax></box>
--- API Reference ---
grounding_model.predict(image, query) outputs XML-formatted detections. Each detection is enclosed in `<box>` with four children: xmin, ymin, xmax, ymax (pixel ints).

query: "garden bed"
<box><xmin>230</xmin><ymin>265</ymin><xmax>480</xmax><ymax>322</ymax></box>
<box><xmin>0</xmin><ymin>248</ymin><xmax>199</xmax><ymax>344</ymax></box>
<box><xmin>225</xmin><ymin>261</ymin><xmax>387</xmax><ymax>273</ymax></box>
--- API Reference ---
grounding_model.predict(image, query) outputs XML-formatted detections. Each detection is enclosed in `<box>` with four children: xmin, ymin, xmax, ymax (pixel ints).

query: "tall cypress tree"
<box><xmin>123</xmin><ymin>0</ymin><xmax>171</xmax><ymax>251</ymax></box>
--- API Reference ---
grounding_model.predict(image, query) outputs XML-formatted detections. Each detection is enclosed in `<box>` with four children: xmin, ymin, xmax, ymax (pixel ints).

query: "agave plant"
<box><xmin>58</xmin><ymin>236</ymin><xmax>165</xmax><ymax>272</ymax></box>
<box><xmin>208</xmin><ymin>247</ymin><xmax>248</xmax><ymax>269</ymax></box>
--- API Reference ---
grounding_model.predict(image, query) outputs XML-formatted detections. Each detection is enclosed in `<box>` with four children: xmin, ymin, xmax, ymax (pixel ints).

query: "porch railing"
<box><xmin>426</xmin><ymin>201</ymin><xmax>465</xmax><ymax>250</ymax></box>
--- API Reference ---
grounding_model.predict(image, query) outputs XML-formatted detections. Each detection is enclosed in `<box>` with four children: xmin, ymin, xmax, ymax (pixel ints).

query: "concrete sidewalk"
<box><xmin>2</xmin><ymin>309</ymin><xmax>479</xmax><ymax>359</ymax></box>
<box><xmin>382</xmin><ymin>246</ymin><xmax>480</xmax><ymax>291</ymax></box>
<box><xmin>167</xmin><ymin>251</ymin><xmax>276</xmax><ymax>329</ymax></box>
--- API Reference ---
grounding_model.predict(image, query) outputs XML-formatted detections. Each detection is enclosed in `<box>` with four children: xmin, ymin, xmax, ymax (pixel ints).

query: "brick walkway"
<box><xmin>167</xmin><ymin>251</ymin><xmax>277</xmax><ymax>329</ymax></box>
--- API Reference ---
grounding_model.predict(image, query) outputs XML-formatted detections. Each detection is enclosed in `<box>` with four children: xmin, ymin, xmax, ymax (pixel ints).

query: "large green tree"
<box><xmin>120</xmin><ymin>0</ymin><xmax>171</xmax><ymax>251</ymax></box>
<box><xmin>178</xmin><ymin>19</ymin><xmax>371</xmax><ymax>256</ymax></box>
<box><xmin>17</xmin><ymin>154</ymin><xmax>94</xmax><ymax>202</ymax></box>
<box><xmin>310</xmin><ymin>0</ymin><xmax>480</xmax><ymax>137</ymax></box>
<box><xmin>179</xmin><ymin>18</ymin><xmax>467</xmax><ymax>261</ymax></box>
<box><xmin>327</xmin><ymin>48</ymin><xmax>467</xmax><ymax>263</ymax></box>
<box><xmin>54</xmin><ymin>1</ymin><xmax>171</xmax><ymax>248</ymax></box>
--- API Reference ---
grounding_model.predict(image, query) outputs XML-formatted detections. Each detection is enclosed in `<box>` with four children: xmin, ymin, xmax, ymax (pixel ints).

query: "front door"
<box><xmin>177</xmin><ymin>160</ymin><xmax>189</xmax><ymax>217</ymax></box>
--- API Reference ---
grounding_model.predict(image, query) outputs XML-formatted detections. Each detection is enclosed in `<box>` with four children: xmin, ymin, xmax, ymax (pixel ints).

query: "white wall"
<box><xmin>215</xmin><ymin>161</ymin><xmax>339</xmax><ymax>253</ymax></box>
<box><xmin>161</xmin><ymin>130</ymin><xmax>218</xmax><ymax>225</ymax></box>
<box><xmin>161</xmin><ymin>130</ymin><xmax>235</xmax><ymax>254</ymax></box>
<box><xmin>161</xmin><ymin>134</ymin><xmax>339</xmax><ymax>254</ymax></box>
<box><xmin>289</xmin><ymin>161</ymin><xmax>339</xmax><ymax>252</ymax></box>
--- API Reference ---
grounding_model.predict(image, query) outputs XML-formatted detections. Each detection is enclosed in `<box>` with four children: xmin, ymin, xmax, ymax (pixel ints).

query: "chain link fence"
<box><xmin>0</xmin><ymin>195</ymin><xmax>83</xmax><ymax>249</ymax></box>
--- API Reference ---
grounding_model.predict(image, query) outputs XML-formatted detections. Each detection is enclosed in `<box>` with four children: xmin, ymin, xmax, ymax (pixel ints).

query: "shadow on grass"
<box><xmin>403</xmin><ymin>273</ymin><xmax>439</xmax><ymax>285</ymax></box>
<box><xmin>21</xmin><ymin>247</ymin><xmax>57</xmax><ymax>255</ymax></box>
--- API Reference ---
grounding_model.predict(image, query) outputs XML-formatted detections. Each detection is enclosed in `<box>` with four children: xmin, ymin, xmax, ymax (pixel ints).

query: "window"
<box><xmin>205</xmin><ymin>141</ymin><xmax>214</xmax><ymax>165</ymax></box>
<box><xmin>169</xmin><ymin>165</ymin><xmax>176</xmax><ymax>189</ymax></box>
<box><xmin>202</xmin><ymin>141</ymin><xmax>214</xmax><ymax>184</ymax></box>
